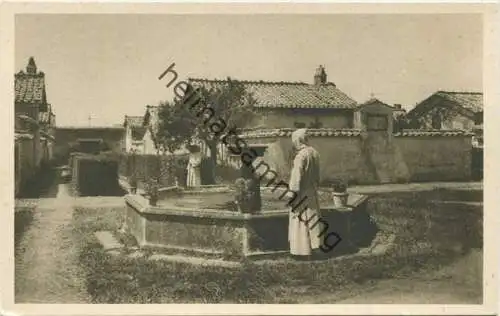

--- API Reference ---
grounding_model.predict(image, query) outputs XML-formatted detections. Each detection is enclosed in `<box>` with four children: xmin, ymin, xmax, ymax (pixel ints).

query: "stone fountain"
<box><xmin>123</xmin><ymin>145</ymin><xmax>375</xmax><ymax>260</ymax></box>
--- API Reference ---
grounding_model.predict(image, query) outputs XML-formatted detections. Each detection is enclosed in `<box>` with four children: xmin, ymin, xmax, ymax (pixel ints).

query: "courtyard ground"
<box><xmin>14</xmin><ymin>173</ymin><xmax>483</xmax><ymax>304</ymax></box>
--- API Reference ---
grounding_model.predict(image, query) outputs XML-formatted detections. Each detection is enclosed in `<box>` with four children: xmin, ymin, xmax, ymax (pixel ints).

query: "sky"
<box><xmin>15</xmin><ymin>14</ymin><xmax>482</xmax><ymax>127</ymax></box>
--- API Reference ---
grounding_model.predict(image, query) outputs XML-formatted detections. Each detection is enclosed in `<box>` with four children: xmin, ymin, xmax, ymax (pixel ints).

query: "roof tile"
<box><xmin>394</xmin><ymin>129</ymin><xmax>474</xmax><ymax>137</ymax></box>
<box><xmin>188</xmin><ymin>78</ymin><xmax>358</xmax><ymax>109</ymax></box>
<box><xmin>124</xmin><ymin>115</ymin><xmax>145</xmax><ymax>127</ymax></box>
<box><xmin>15</xmin><ymin>71</ymin><xmax>46</xmax><ymax>104</ymax></box>
<box><xmin>241</xmin><ymin>128</ymin><xmax>362</xmax><ymax>138</ymax></box>
<box><xmin>436</xmin><ymin>91</ymin><xmax>483</xmax><ymax>113</ymax></box>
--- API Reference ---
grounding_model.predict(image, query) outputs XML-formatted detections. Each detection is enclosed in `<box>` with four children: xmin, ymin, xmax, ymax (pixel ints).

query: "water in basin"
<box><xmin>157</xmin><ymin>189</ymin><xmax>289</xmax><ymax>212</ymax></box>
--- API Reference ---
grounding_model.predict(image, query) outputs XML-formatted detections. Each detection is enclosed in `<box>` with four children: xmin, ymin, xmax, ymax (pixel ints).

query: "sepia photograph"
<box><xmin>2</xmin><ymin>2</ymin><xmax>498</xmax><ymax>315</ymax></box>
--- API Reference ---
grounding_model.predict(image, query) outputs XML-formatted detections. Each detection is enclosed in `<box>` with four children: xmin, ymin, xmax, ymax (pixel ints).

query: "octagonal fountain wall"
<box><xmin>124</xmin><ymin>185</ymin><xmax>375</xmax><ymax>260</ymax></box>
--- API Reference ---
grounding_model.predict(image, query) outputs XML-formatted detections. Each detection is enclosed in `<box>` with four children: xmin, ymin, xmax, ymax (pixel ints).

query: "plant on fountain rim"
<box><xmin>129</xmin><ymin>174</ymin><xmax>138</xmax><ymax>194</ymax></box>
<box><xmin>146</xmin><ymin>178</ymin><xmax>160</xmax><ymax>206</ymax></box>
<box><xmin>331</xmin><ymin>179</ymin><xmax>349</xmax><ymax>208</ymax></box>
<box><xmin>233</xmin><ymin>177</ymin><xmax>256</xmax><ymax>214</ymax></box>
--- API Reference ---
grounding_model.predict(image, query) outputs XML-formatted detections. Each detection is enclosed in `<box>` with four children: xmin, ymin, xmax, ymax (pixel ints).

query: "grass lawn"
<box><xmin>75</xmin><ymin>188</ymin><xmax>482</xmax><ymax>303</ymax></box>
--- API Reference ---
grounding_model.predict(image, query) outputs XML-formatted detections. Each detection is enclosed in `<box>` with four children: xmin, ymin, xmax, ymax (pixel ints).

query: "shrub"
<box><xmin>332</xmin><ymin>178</ymin><xmax>348</xmax><ymax>193</ymax></box>
<box><xmin>231</xmin><ymin>177</ymin><xmax>261</xmax><ymax>213</ymax></box>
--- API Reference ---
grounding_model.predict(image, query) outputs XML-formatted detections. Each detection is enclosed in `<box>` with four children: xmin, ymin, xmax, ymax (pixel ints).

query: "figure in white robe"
<box><xmin>287</xmin><ymin>128</ymin><xmax>324</xmax><ymax>257</ymax></box>
<box><xmin>186</xmin><ymin>151</ymin><xmax>202</xmax><ymax>188</ymax></box>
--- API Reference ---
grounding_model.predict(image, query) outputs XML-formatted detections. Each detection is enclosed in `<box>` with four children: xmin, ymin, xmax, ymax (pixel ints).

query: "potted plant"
<box><xmin>129</xmin><ymin>173</ymin><xmax>138</xmax><ymax>194</ymax></box>
<box><xmin>332</xmin><ymin>179</ymin><xmax>349</xmax><ymax>208</ymax></box>
<box><xmin>233</xmin><ymin>178</ymin><xmax>254</xmax><ymax>214</ymax></box>
<box><xmin>146</xmin><ymin>178</ymin><xmax>159</xmax><ymax>206</ymax></box>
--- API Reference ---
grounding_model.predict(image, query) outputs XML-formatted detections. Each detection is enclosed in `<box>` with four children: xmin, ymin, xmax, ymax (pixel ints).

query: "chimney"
<box><xmin>314</xmin><ymin>65</ymin><xmax>327</xmax><ymax>86</ymax></box>
<box><xmin>26</xmin><ymin>57</ymin><xmax>37</xmax><ymax>75</ymax></box>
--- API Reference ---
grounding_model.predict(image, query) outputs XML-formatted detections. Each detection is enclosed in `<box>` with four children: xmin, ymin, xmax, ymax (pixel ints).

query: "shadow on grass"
<box><xmin>74</xmin><ymin>188</ymin><xmax>483</xmax><ymax>303</ymax></box>
<box><xmin>17</xmin><ymin>166</ymin><xmax>59</xmax><ymax>199</ymax></box>
<box><xmin>15</xmin><ymin>208</ymin><xmax>34</xmax><ymax>249</ymax></box>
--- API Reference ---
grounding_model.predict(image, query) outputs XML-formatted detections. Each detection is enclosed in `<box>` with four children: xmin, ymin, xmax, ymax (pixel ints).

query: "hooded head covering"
<box><xmin>291</xmin><ymin>128</ymin><xmax>308</xmax><ymax>149</ymax></box>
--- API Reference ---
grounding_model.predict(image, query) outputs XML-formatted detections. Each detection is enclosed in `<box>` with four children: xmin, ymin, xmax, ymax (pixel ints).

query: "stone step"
<box><xmin>94</xmin><ymin>231</ymin><xmax>124</xmax><ymax>251</ymax></box>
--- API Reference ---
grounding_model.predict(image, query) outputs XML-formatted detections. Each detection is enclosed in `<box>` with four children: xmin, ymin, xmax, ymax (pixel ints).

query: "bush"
<box><xmin>72</xmin><ymin>153</ymin><xmax>124</xmax><ymax>196</ymax></box>
<box><xmin>119</xmin><ymin>153</ymin><xmax>190</xmax><ymax>188</ymax></box>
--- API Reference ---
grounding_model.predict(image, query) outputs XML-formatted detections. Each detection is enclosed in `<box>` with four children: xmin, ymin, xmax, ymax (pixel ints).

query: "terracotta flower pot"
<box><xmin>333</xmin><ymin>191</ymin><xmax>349</xmax><ymax>208</ymax></box>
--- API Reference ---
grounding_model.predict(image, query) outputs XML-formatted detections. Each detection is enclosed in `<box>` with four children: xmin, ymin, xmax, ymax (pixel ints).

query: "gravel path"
<box><xmin>15</xmin><ymin>183</ymin><xmax>93</xmax><ymax>303</ymax></box>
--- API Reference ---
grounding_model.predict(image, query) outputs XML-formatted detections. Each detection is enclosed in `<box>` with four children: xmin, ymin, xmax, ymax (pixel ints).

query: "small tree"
<box><xmin>155</xmin><ymin>100</ymin><xmax>195</xmax><ymax>154</ymax></box>
<box><xmin>156</xmin><ymin>78</ymin><xmax>257</xmax><ymax>183</ymax></box>
<box><xmin>393</xmin><ymin>115</ymin><xmax>410</xmax><ymax>133</ymax></box>
<box><xmin>185</xmin><ymin>79</ymin><xmax>257</xmax><ymax>170</ymax></box>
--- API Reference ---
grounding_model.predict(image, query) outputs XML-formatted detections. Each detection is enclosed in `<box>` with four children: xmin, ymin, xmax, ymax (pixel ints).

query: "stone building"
<box><xmin>14</xmin><ymin>57</ymin><xmax>56</xmax><ymax>195</ymax></box>
<box><xmin>54</xmin><ymin>126</ymin><xmax>125</xmax><ymax>162</ymax></box>
<box><xmin>406</xmin><ymin>91</ymin><xmax>483</xmax><ymax>131</ymax></box>
<box><xmin>123</xmin><ymin>115</ymin><xmax>148</xmax><ymax>153</ymax></box>
<box><xmin>187</xmin><ymin>65</ymin><xmax>359</xmax><ymax>129</ymax></box>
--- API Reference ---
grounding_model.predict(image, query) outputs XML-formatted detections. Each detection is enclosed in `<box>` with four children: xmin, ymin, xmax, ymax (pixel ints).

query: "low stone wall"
<box><xmin>124</xmin><ymin>191</ymin><xmax>372</xmax><ymax>259</ymax></box>
<box><xmin>236</xmin><ymin>128</ymin><xmax>473</xmax><ymax>185</ymax></box>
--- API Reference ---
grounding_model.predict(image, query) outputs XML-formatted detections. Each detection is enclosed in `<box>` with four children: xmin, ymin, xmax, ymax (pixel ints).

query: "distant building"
<box><xmin>54</xmin><ymin>126</ymin><xmax>125</xmax><ymax>162</ymax></box>
<box><xmin>123</xmin><ymin>115</ymin><xmax>147</xmax><ymax>153</ymax></box>
<box><xmin>392</xmin><ymin>103</ymin><xmax>407</xmax><ymax>119</ymax></box>
<box><xmin>406</xmin><ymin>91</ymin><xmax>483</xmax><ymax>131</ymax></box>
<box><xmin>187</xmin><ymin>65</ymin><xmax>359</xmax><ymax>129</ymax></box>
<box><xmin>142</xmin><ymin>105</ymin><xmax>161</xmax><ymax>154</ymax></box>
<box><xmin>14</xmin><ymin>57</ymin><xmax>56</xmax><ymax>195</ymax></box>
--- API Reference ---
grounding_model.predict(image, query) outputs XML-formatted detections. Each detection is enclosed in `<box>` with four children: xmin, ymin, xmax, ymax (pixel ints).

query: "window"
<box><xmin>431</xmin><ymin>114</ymin><xmax>442</xmax><ymax>129</ymax></box>
<box><xmin>366</xmin><ymin>114</ymin><xmax>389</xmax><ymax>131</ymax></box>
<box><xmin>474</xmin><ymin>112</ymin><xmax>483</xmax><ymax>125</ymax></box>
<box><xmin>309</xmin><ymin>117</ymin><xmax>323</xmax><ymax>128</ymax></box>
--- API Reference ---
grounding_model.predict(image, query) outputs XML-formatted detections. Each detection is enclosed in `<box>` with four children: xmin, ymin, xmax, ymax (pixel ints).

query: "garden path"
<box><xmin>15</xmin><ymin>183</ymin><xmax>93</xmax><ymax>303</ymax></box>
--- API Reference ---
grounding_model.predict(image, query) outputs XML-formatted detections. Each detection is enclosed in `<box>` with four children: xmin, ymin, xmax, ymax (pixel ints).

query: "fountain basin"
<box><xmin>124</xmin><ymin>186</ymin><xmax>372</xmax><ymax>259</ymax></box>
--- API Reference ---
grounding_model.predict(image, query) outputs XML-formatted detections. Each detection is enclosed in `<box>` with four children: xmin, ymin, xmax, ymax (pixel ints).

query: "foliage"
<box><xmin>402</xmin><ymin>105</ymin><xmax>468</xmax><ymax>131</ymax></box>
<box><xmin>233</xmin><ymin>178</ymin><xmax>254</xmax><ymax>213</ymax></box>
<box><xmin>232</xmin><ymin>176</ymin><xmax>262</xmax><ymax>213</ymax></box>
<box><xmin>156</xmin><ymin>78</ymin><xmax>257</xmax><ymax>160</ymax></box>
<box><xmin>392</xmin><ymin>114</ymin><xmax>422</xmax><ymax>133</ymax></box>
<box><xmin>331</xmin><ymin>178</ymin><xmax>348</xmax><ymax>193</ymax></box>
<box><xmin>145</xmin><ymin>178</ymin><xmax>159</xmax><ymax>205</ymax></box>
<box><xmin>155</xmin><ymin>100</ymin><xmax>195</xmax><ymax>154</ymax></box>
<box><xmin>119</xmin><ymin>153</ymin><xmax>190</xmax><ymax>189</ymax></box>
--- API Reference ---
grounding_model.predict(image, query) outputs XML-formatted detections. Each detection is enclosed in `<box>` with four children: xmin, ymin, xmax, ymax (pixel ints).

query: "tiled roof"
<box><xmin>358</xmin><ymin>98</ymin><xmax>391</xmax><ymax>108</ymax></box>
<box><xmin>241</xmin><ymin>128</ymin><xmax>362</xmax><ymax>138</ymax></box>
<box><xmin>239</xmin><ymin>128</ymin><xmax>472</xmax><ymax>138</ymax></box>
<box><xmin>394</xmin><ymin>129</ymin><xmax>474</xmax><ymax>137</ymax></box>
<box><xmin>436</xmin><ymin>91</ymin><xmax>483</xmax><ymax>113</ymax></box>
<box><xmin>57</xmin><ymin>126</ymin><xmax>125</xmax><ymax>130</ymax></box>
<box><xmin>187</xmin><ymin>78</ymin><xmax>358</xmax><ymax>109</ymax></box>
<box><xmin>124</xmin><ymin>115</ymin><xmax>144</xmax><ymax>127</ymax></box>
<box><xmin>15</xmin><ymin>133</ymin><xmax>34</xmax><ymax>140</ymax></box>
<box><xmin>15</xmin><ymin>71</ymin><xmax>46</xmax><ymax>104</ymax></box>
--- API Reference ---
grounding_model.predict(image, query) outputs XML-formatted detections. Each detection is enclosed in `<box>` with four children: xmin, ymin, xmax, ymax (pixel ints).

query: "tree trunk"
<box><xmin>206</xmin><ymin>140</ymin><xmax>217</xmax><ymax>184</ymax></box>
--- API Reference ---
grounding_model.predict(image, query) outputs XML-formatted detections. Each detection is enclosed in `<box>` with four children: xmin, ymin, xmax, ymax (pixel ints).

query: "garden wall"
<box><xmin>395</xmin><ymin>131</ymin><xmax>472</xmax><ymax>182</ymax></box>
<box><xmin>236</xmin><ymin>128</ymin><xmax>473</xmax><ymax>185</ymax></box>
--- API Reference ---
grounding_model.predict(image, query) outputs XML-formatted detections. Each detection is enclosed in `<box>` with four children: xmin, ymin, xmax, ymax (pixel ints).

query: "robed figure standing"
<box><xmin>287</xmin><ymin>128</ymin><xmax>323</xmax><ymax>258</ymax></box>
<box><xmin>186</xmin><ymin>146</ymin><xmax>202</xmax><ymax>188</ymax></box>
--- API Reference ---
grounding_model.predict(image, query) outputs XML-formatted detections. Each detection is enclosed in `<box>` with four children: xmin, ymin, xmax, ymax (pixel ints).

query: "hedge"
<box><xmin>119</xmin><ymin>153</ymin><xmax>190</xmax><ymax>188</ymax></box>
<box><xmin>70</xmin><ymin>152</ymin><xmax>124</xmax><ymax>196</ymax></box>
